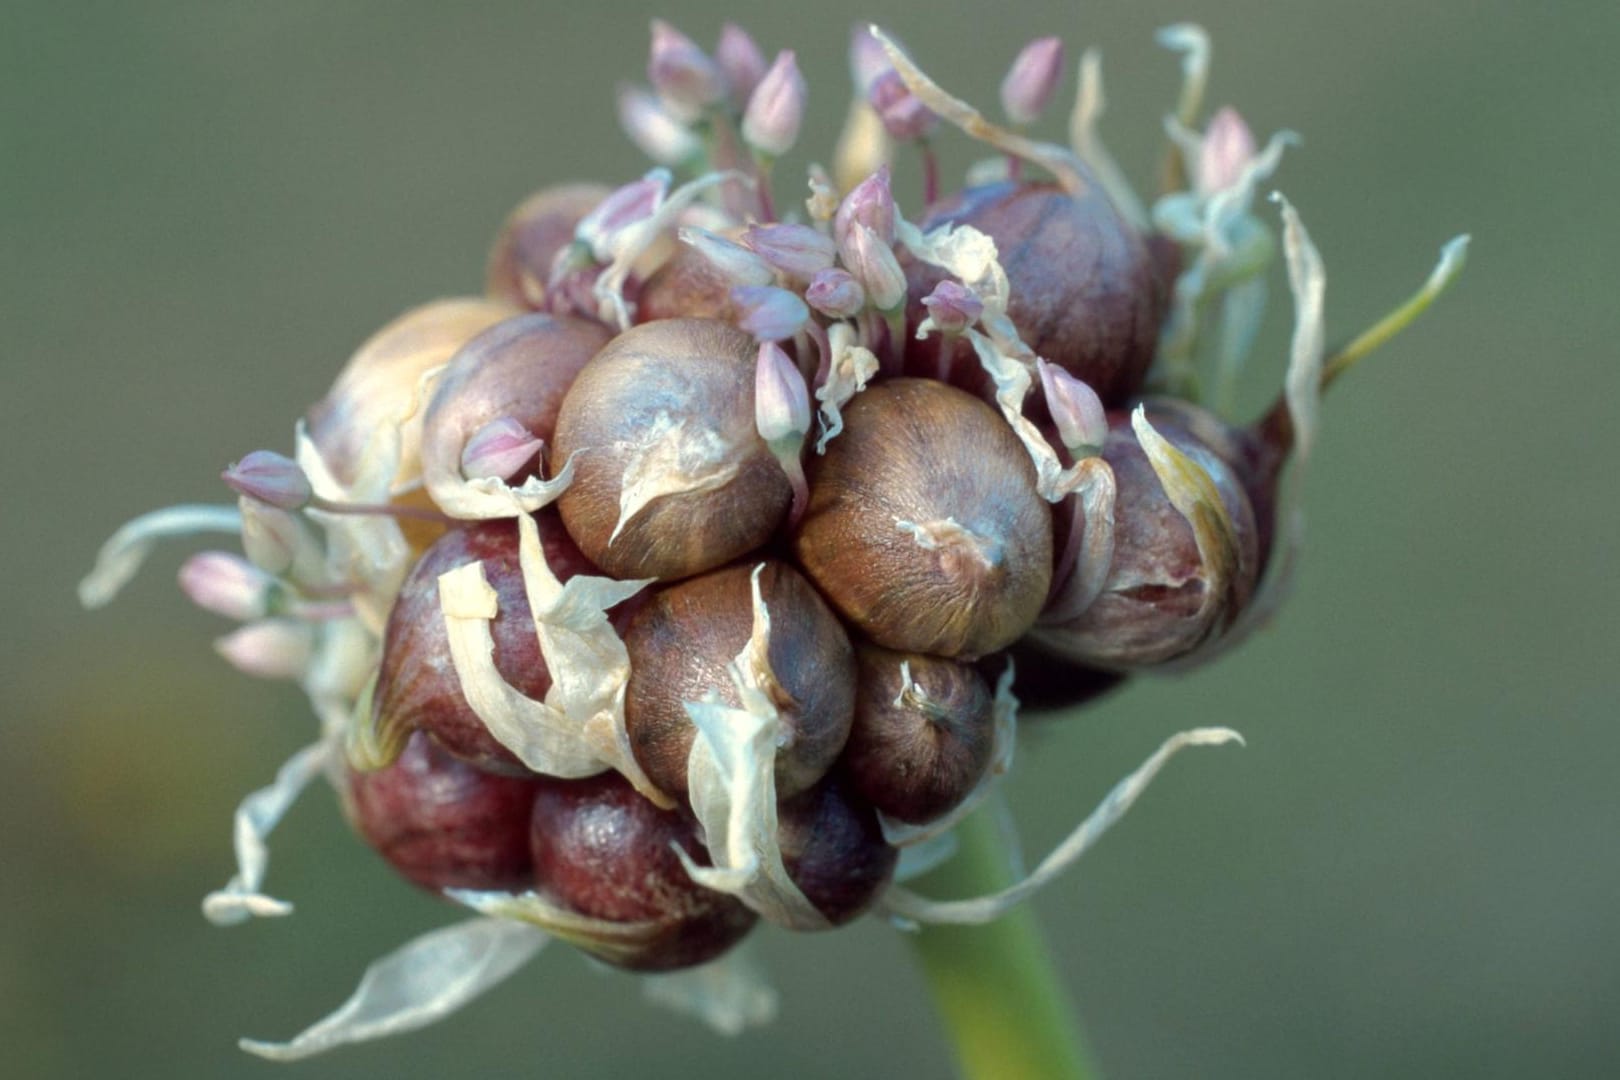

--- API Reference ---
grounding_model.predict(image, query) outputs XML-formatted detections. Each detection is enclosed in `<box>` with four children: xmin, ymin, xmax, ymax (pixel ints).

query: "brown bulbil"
<box><xmin>371</xmin><ymin>516</ymin><xmax>597</xmax><ymax>775</ymax></box>
<box><xmin>552</xmin><ymin>318</ymin><xmax>792</xmax><ymax>580</ymax></box>
<box><xmin>843</xmin><ymin>644</ymin><xmax>994</xmax><ymax>825</ymax></box>
<box><xmin>530</xmin><ymin>772</ymin><xmax>757</xmax><ymax>971</ymax></box>
<box><xmin>623</xmin><ymin>561</ymin><xmax>855</xmax><ymax>801</ymax></box>
<box><xmin>419</xmin><ymin>313</ymin><xmax>611</xmax><ymax>506</ymax></box>
<box><xmin>903</xmin><ymin>179</ymin><xmax>1160</xmax><ymax>407</ymax></box>
<box><xmin>484</xmin><ymin>183</ymin><xmax>609</xmax><ymax>310</ymax></box>
<box><xmin>346</xmin><ymin>732</ymin><xmax>539</xmax><ymax>894</ymax></box>
<box><xmin>777</xmin><ymin>776</ymin><xmax>899</xmax><ymax>927</ymax></box>
<box><xmin>634</xmin><ymin>242</ymin><xmax>741</xmax><ymax>324</ymax></box>
<box><xmin>793</xmin><ymin>378</ymin><xmax>1053</xmax><ymax>659</ymax></box>
<box><xmin>1031</xmin><ymin>407</ymin><xmax>1259</xmax><ymax>670</ymax></box>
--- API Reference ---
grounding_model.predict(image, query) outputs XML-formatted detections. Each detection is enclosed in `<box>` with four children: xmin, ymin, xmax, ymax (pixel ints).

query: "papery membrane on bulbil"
<box><xmin>1040</xmin><ymin>456</ymin><xmax>1118</xmax><ymax>625</ymax></box>
<box><xmin>641</xmin><ymin>942</ymin><xmax>779</xmax><ymax>1036</ymax></box>
<box><xmin>610</xmin><ymin>411</ymin><xmax>742</xmax><ymax>546</ymax></box>
<box><xmin>678</xmin><ymin>566</ymin><xmax>828</xmax><ymax>930</ymax></box>
<box><xmin>239</xmin><ymin>917</ymin><xmax>547</xmax><ymax>1062</ymax></box>
<box><xmin>1130</xmin><ymin>407</ymin><xmax>1242</xmax><ymax>641</ymax></box>
<box><xmin>882</xmin><ymin>727</ymin><xmax>1243</xmax><ymax>925</ymax></box>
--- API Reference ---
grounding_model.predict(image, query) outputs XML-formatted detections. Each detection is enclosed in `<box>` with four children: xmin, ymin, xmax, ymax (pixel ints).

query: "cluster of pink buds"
<box><xmin>81</xmin><ymin>17</ymin><xmax>1466</xmax><ymax>1061</ymax></box>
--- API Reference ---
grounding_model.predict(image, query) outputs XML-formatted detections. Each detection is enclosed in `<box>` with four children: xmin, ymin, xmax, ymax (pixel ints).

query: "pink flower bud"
<box><xmin>730</xmin><ymin>285</ymin><xmax>809</xmax><ymax>342</ymax></box>
<box><xmin>575</xmin><ymin>172</ymin><xmax>668</xmax><ymax>261</ymax></box>
<box><xmin>1037</xmin><ymin>359</ymin><xmax>1108</xmax><ymax>455</ymax></box>
<box><xmin>179</xmin><ymin>551</ymin><xmax>276</xmax><ymax>621</ymax></box>
<box><xmin>744</xmin><ymin>223</ymin><xmax>836</xmax><ymax>279</ymax></box>
<box><xmin>647</xmin><ymin>19</ymin><xmax>725</xmax><ymax>121</ymax></box>
<box><xmin>839</xmin><ymin>224</ymin><xmax>906</xmax><ymax>312</ymax></box>
<box><xmin>459</xmin><ymin>417</ymin><xmax>544</xmax><ymax>481</ymax></box>
<box><xmin>999</xmin><ymin>37</ymin><xmax>1066</xmax><ymax>126</ymax></box>
<box><xmin>805</xmin><ymin>268</ymin><xmax>866</xmax><ymax>318</ymax></box>
<box><xmin>754</xmin><ymin>341</ymin><xmax>811</xmax><ymax>445</ymax></box>
<box><xmin>742</xmin><ymin>50</ymin><xmax>807</xmax><ymax>158</ymax></box>
<box><xmin>679</xmin><ymin>226</ymin><xmax>776</xmax><ymax>286</ymax></box>
<box><xmin>616</xmin><ymin>84</ymin><xmax>701</xmax><ymax>167</ymax></box>
<box><xmin>214</xmin><ymin>619</ymin><xmax>314</xmax><ymax>680</ymax></box>
<box><xmin>849</xmin><ymin>25</ymin><xmax>893</xmax><ymax>93</ymax></box>
<box><xmin>921</xmin><ymin>280</ymin><xmax>984</xmax><ymax>334</ymax></box>
<box><xmin>833</xmin><ymin>165</ymin><xmax>895</xmax><ymax>248</ymax></box>
<box><xmin>715</xmin><ymin>23</ymin><xmax>768</xmax><ymax>112</ymax></box>
<box><xmin>221</xmin><ymin>450</ymin><xmax>312</xmax><ymax>510</ymax></box>
<box><xmin>1198</xmin><ymin>106</ymin><xmax>1257</xmax><ymax>196</ymax></box>
<box><xmin>867</xmin><ymin>69</ymin><xmax>937</xmax><ymax>142</ymax></box>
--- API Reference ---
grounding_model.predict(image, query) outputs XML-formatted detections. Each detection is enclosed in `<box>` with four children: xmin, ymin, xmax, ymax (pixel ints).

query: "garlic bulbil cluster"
<box><xmin>80</xmin><ymin>16</ymin><xmax>1466</xmax><ymax>1061</ymax></box>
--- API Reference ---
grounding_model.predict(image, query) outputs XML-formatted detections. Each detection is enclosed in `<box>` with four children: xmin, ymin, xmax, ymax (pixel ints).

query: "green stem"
<box><xmin>906</xmin><ymin>805</ymin><xmax>1102</xmax><ymax>1080</ymax></box>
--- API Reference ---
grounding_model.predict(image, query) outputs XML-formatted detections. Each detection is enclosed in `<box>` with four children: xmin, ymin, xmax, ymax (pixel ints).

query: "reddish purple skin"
<box><xmin>778</xmin><ymin>776</ymin><xmax>899</xmax><ymax>927</ymax></box>
<box><xmin>348</xmin><ymin>732</ymin><xmax>540</xmax><ymax>893</ymax></box>
<box><xmin>372</xmin><ymin>516</ymin><xmax>596</xmax><ymax>774</ymax></box>
<box><xmin>902</xmin><ymin>179</ymin><xmax>1162</xmax><ymax>409</ymax></box>
<box><xmin>530</xmin><ymin>773</ymin><xmax>757</xmax><ymax>971</ymax></box>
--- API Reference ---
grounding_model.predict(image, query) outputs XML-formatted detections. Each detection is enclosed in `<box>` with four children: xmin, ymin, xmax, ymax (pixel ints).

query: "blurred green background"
<box><xmin>4</xmin><ymin>1</ymin><xmax>1616</xmax><ymax>1077</ymax></box>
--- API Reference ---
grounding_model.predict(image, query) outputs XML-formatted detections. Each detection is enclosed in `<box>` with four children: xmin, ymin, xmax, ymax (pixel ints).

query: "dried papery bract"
<box><xmin>1031</xmin><ymin>406</ymin><xmax>1258</xmax><ymax>670</ymax></box>
<box><xmin>793</xmin><ymin>378</ymin><xmax>1053</xmax><ymax>659</ymax></box>
<box><xmin>552</xmin><ymin>318</ymin><xmax>793</xmax><ymax>581</ymax></box>
<box><xmin>623</xmin><ymin>561</ymin><xmax>855</xmax><ymax>801</ymax></box>
<box><xmin>345</xmin><ymin>733</ymin><xmax>539</xmax><ymax>893</ymax></box>
<box><xmin>365</xmin><ymin>517</ymin><xmax>597</xmax><ymax>775</ymax></box>
<box><xmin>419</xmin><ymin>314</ymin><xmax>611</xmax><ymax>520</ymax></box>
<box><xmin>528</xmin><ymin>772</ymin><xmax>758</xmax><ymax>971</ymax></box>
<box><xmin>842</xmin><ymin>644</ymin><xmax>995</xmax><ymax>824</ymax></box>
<box><xmin>485</xmin><ymin>183</ymin><xmax>612</xmax><ymax>309</ymax></box>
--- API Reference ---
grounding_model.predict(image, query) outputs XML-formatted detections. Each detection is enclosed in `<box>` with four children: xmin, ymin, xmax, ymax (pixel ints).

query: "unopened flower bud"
<box><xmin>459</xmin><ymin>417</ymin><xmax>544</xmax><ymax>481</ymax></box>
<box><xmin>833</xmin><ymin>165</ymin><xmax>895</xmax><ymax>247</ymax></box>
<box><xmin>867</xmin><ymin>69</ymin><xmax>937</xmax><ymax>141</ymax></box>
<box><xmin>1038</xmin><ymin>359</ymin><xmax>1107</xmax><ymax>456</ymax></box>
<box><xmin>744</xmin><ymin>223</ymin><xmax>836</xmax><ymax>280</ymax></box>
<box><xmin>179</xmin><ymin>551</ymin><xmax>277</xmax><ymax>620</ymax></box>
<box><xmin>999</xmin><ymin>37</ymin><xmax>1066</xmax><ymax>125</ymax></box>
<box><xmin>741</xmin><ymin>50</ymin><xmax>807</xmax><ymax>159</ymax></box>
<box><xmin>715</xmin><ymin>23</ymin><xmax>768</xmax><ymax>112</ymax></box>
<box><xmin>647</xmin><ymin>19</ymin><xmax>725</xmax><ymax>121</ymax></box>
<box><xmin>921</xmin><ymin>280</ymin><xmax>983</xmax><ymax>334</ymax></box>
<box><xmin>730</xmin><ymin>285</ymin><xmax>809</xmax><ymax>341</ymax></box>
<box><xmin>222</xmin><ymin>450</ymin><xmax>311</xmax><ymax>510</ymax></box>
<box><xmin>574</xmin><ymin>172</ymin><xmax>668</xmax><ymax>262</ymax></box>
<box><xmin>616</xmin><ymin>85</ymin><xmax>702</xmax><ymax>167</ymax></box>
<box><xmin>679</xmin><ymin>226</ymin><xmax>775</xmax><ymax>286</ymax></box>
<box><xmin>1198</xmin><ymin>106</ymin><xmax>1257</xmax><ymax>196</ymax></box>
<box><xmin>848</xmin><ymin>24</ymin><xmax>893</xmax><ymax>93</ymax></box>
<box><xmin>214</xmin><ymin>619</ymin><xmax>313</xmax><ymax>679</ymax></box>
<box><xmin>754</xmin><ymin>341</ymin><xmax>811</xmax><ymax>446</ymax></box>
<box><xmin>805</xmin><ymin>267</ymin><xmax>866</xmax><ymax>318</ymax></box>
<box><xmin>840</xmin><ymin>224</ymin><xmax>907</xmax><ymax>312</ymax></box>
